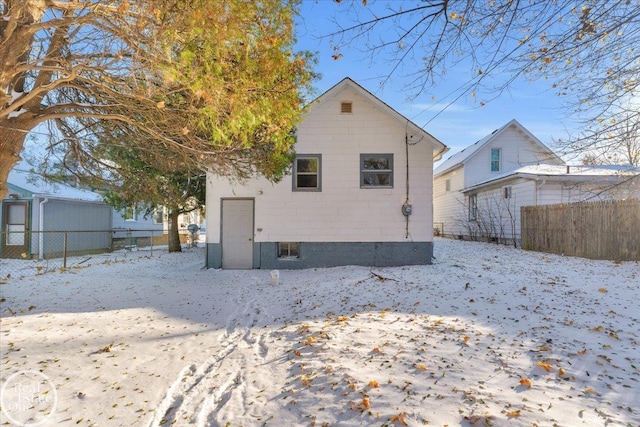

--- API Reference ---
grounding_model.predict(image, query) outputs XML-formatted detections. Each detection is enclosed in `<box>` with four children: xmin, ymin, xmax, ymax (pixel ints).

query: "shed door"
<box><xmin>221</xmin><ymin>199</ymin><xmax>254</xmax><ymax>269</ymax></box>
<box><xmin>2</xmin><ymin>201</ymin><xmax>29</xmax><ymax>259</ymax></box>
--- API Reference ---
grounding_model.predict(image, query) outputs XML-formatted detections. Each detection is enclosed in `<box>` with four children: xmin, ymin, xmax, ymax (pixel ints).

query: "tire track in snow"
<box><xmin>147</xmin><ymin>291</ymin><xmax>269</xmax><ymax>427</ymax></box>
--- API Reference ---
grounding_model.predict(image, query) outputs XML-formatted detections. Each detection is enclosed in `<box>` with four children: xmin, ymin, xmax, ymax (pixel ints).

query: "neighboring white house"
<box><xmin>434</xmin><ymin>119</ymin><xmax>564</xmax><ymax>239</ymax></box>
<box><xmin>205</xmin><ymin>77</ymin><xmax>448</xmax><ymax>269</ymax></box>
<box><xmin>433</xmin><ymin>119</ymin><xmax>640</xmax><ymax>243</ymax></box>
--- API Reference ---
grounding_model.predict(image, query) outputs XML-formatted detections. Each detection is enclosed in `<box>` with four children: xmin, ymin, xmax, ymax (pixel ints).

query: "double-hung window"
<box><xmin>293</xmin><ymin>155</ymin><xmax>321</xmax><ymax>191</ymax></box>
<box><xmin>360</xmin><ymin>154</ymin><xmax>393</xmax><ymax>188</ymax></box>
<box><xmin>490</xmin><ymin>148</ymin><xmax>501</xmax><ymax>172</ymax></box>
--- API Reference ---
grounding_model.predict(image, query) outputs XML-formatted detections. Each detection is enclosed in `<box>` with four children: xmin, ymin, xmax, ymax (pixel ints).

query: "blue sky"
<box><xmin>295</xmin><ymin>1</ymin><xmax>580</xmax><ymax>159</ymax></box>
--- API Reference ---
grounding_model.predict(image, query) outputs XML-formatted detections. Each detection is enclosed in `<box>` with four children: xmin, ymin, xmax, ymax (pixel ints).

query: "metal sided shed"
<box><xmin>2</xmin><ymin>169</ymin><xmax>112</xmax><ymax>260</ymax></box>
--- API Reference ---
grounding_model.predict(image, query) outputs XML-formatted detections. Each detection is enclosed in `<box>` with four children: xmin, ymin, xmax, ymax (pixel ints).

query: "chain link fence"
<box><xmin>0</xmin><ymin>229</ymin><xmax>173</xmax><ymax>282</ymax></box>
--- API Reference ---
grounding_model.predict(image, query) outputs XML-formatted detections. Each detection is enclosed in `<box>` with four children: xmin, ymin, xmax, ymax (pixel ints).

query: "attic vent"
<box><xmin>340</xmin><ymin>101</ymin><xmax>353</xmax><ymax>114</ymax></box>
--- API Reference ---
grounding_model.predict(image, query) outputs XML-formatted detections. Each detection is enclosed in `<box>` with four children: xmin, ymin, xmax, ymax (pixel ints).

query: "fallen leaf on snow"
<box><xmin>536</xmin><ymin>360</ymin><xmax>553</xmax><ymax>372</ymax></box>
<box><xmin>361</xmin><ymin>397</ymin><xmax>371</xmax><ymax>409</ymax></box>
<box><xmin>389</xmin><ymin>412</ymin><xmax>409</xmax><ymax>425</ymax></box>
<box><xmin>519</xmin><ymin>378</ymin><xmax>532</xmax><ymax>388</ymax></box>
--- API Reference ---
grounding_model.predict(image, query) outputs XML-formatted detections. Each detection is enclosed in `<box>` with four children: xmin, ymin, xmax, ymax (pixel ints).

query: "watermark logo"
<box><xmin>1</xmin><ymin>370</ymin><xmax>57</xmax><ymax>426</ymax></box>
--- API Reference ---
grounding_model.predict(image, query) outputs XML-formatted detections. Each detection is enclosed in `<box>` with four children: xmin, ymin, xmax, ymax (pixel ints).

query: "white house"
<box><xmin>434</xmin><ymin>119</ymin><xmax>564</xmax><ymax>239</ymax></box>
<box><xmin>460</xmin><ymin>164</ymin><xmax>639</xmax><ymax>240</ymax></box>
<box><xmin>433</xmin><ymin>119</ymin><xmax>640</xmax><ymax>243</ymax></box>
<box><xmin>205</xmin><ymin>78</ymin><xmax>448</xmax><ymax>269</ymax></box>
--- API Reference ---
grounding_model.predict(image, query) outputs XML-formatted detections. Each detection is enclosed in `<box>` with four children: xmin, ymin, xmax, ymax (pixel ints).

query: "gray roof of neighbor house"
<box><xmin>6</xmin><ymin>168</ymin><xmax>103</xmax><ymax>202</ymax></box>
<box><xmin>461</xmin><ymin>163</ymin><xmax>640</xmax><ymax>193</ymax></box>
<box><xmin>308</xmin><ymin>77</ymin><xmax>449</xmax><ymax>161</ymax></box>
<box><xmin>434</xmin><ymin>119</ymin><xmax>562</xmax><ymax>177</ymax></box>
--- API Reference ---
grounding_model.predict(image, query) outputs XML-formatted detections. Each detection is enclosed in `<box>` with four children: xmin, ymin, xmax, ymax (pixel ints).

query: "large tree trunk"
<box><xmin>0</xmin><ymin>126</ymin><xmax>29</xmax><ymax>200</ymax></box>
<box><xmin>167</xmin><ymin>209</ymin><xmax>182</xmax><ymax>253</ymax></box>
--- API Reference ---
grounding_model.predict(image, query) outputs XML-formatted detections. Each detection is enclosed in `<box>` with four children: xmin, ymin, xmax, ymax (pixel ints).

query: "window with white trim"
<box><xmin>153</xmin><ymin>206</ymin><xmax>164</xmax><ymax>224</ymax></box>
<box><xmin>123</xmin><ymin>206</ymin><xmax>138</xmax><ymax>221</ymax></box>
<box><xmin>293</xmin><ymin>155</ymin><xmax>321</xmax><ymax>191</ymax></box>
<box><xmin>503</xmin><ymin>186</ymin><xmax>512</xmax><ymax>199</ymax></box>
<box><xmin>468</xmin><ymin>194</ymin><xmax>478</xmax><ymax>221</ymax></box>
<box><xmin>360</xmin><ymin>153</ymin><xmax>393</xmax><ymax>188</ymax></box>
<box><xmin>490</xmin><ymin>148</ymin><xmax>501</xmax><ymax>172</ymax></box>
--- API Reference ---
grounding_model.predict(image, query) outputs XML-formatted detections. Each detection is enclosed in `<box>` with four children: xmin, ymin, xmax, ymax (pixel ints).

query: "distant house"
<box><xmin>111</xmin><ymin>204</ymin><xmax>164</xmax><ymax>249</ymax></box>
<box><xmin>112</xmin><ymin>205</ymin><xmax>203</xmax><ymax>248</ymax></box>
<box><xmin>2</xmin><ymin>168</ymin><xmax>112</xmax><ymax>259</ymax></box>
<box><xmin>205</xmin><ymin>77</ymin><xmax>448</xmax><ymax>269</ymax></box>
<box><xmin>433</xmin><ymin>119</ymin><xmax>640</xmax><ymax>243</ymax></box>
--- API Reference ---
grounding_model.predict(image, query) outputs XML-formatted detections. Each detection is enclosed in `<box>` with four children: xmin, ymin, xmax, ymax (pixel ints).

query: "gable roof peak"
<box><xmin>308</xmin><ymin>77</ymin><xmax>448</xmax><ymax>160</ymax></box>
<box><xmin>434</xmin><ymin>118</ymin><xmax>562</xmax><ymax>176</ymax></box>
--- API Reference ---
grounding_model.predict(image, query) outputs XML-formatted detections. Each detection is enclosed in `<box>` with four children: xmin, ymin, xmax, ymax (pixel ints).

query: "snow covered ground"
<box><xmin>1</xmin><ymin>238</ymin><xmax>638</xmax><ymax>427</ymax></box>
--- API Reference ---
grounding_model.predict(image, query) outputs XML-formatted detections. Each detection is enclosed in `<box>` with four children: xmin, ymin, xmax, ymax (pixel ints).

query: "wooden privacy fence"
<box><xmin>521</xmin><ymin>199</ymin><xmax>640</xmax><ymax>261</ymax></box>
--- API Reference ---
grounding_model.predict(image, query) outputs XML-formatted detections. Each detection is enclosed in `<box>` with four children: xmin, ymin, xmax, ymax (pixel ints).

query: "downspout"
<box><xmin>38</xmin><ymin>197</ymin><xmax>49</xmax><ymax>259</ymax></box>
<box><xmin>535</xmin><ymin>179</ymin><xmax>546</xmax><ymax>206</ymax></box>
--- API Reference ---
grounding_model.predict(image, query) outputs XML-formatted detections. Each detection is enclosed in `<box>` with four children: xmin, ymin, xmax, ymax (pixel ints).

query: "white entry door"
<box><xmin>221</xmin><ymin>199</ymin><xmax>254</xmax><ymax>269</ymax></box>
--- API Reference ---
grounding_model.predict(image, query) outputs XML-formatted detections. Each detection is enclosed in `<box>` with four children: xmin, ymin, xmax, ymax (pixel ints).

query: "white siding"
<box><xmin>538</xmin><ymin>179</ymin><xmax>640</xmax><ymax>205</ymax></box>
<box><xmin>469</xmin><ymin>178</ymin><xmax>535</xmax><ymax>241</ymax></box>
<box><xmin>433</xmin><ymin>167</ymin><xmax>466</xmax><ymax>236</ymax></box>
<box><xmin>207</xmin><ymin>84</ymin><xmax>436</xmax><ymax>244</ymax></box>
<box><xmin>463</xmin><ymin>126</ymin><xmax>561</xmax><ymax>188</ymax></box>
<box><xmin>462</xmin><ymin>176</ymin><xmax>640</xmax><ymax>242</ymax></box>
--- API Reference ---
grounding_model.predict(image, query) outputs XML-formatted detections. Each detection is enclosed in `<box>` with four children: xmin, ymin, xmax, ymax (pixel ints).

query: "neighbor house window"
<box><xmin>503</xmin><ymin>186</ymin><xmax>512</xmax><ymax>199</ymax></box>
<box><xmin>123</xmin><ymin>206</ymin><xmax>138</xmax><ymax>221</ymax></box>
<box><xmin>491</xmin><ymin>148</ymin><xmax>501</xmax><ymax>172</ymax></box>
<box><xmin>153</xmin><ymin>206</ymin><xmax>164</xmax><ymax>224</ymax></box>
<box><xmin>445</xmin><ymin>179</ymin><xmax>451</xmax><ymax>192</ymax></box>
<box><xmin>360</xmin><ymin>154</ymin><xmax>393</xmax><ymax>188</ymax></box>
<box><xmin>293</xmin><ymin>155</ymin><xmax>321</xmax><ymax>191</ymax></box>
<box><xmin>278</xmin><ymin>242</ymin><xmax>299</xmax><ymax>259</ymax></box>
<box><xmin>468</xmin><ymin>194</ymin><xmax>478</xmax><ymax>221</ymax></box>
<box><xmin>341</xmin><ymin>101</ymin><xmax>353</xmax><ymax>114</ymax></box>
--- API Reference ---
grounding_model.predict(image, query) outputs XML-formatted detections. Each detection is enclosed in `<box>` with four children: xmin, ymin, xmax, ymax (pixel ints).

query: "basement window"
<box><xmin>341</xmin><ymin>101</ymin><xmax>353</xmax><ymax>114</ymax></box>
<box><xmin>278</xmin><ymin>242</ymin><xmax>299</xmax><ymax>259</ymax></box>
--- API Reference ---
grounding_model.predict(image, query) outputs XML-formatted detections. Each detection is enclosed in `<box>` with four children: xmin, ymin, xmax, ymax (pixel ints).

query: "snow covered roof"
<box><xmin>6</xmin><ymin>168</ymin><xmax>104</xmax><ymax>202</ymax></box>
<box><xmin>462</xmin><ymin>163</ymin><xmax>640</xmax><ymax>192</ymax></box>
<box><xmin>434</xmin><ymin>119</ymin><xmax>561</xmax><ymax>177</ymax></box>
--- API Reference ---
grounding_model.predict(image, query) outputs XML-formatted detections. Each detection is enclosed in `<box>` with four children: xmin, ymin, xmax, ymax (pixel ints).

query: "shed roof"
<box><xmin>6</xmin><ymin>168</ymin><xmax>103</xmax><ymax>202</ymax></box>
<box><xmin>462</xmin><ymin>163</ymin><xmax>640</xmax><ymax>193</ymax></box>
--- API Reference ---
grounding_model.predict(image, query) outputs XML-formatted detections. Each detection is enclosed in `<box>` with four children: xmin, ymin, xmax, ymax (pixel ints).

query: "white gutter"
<box><xmin>38</xmin><ymin>197</ymin><xmax>49</xmax><ymax>259</ymax></box>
